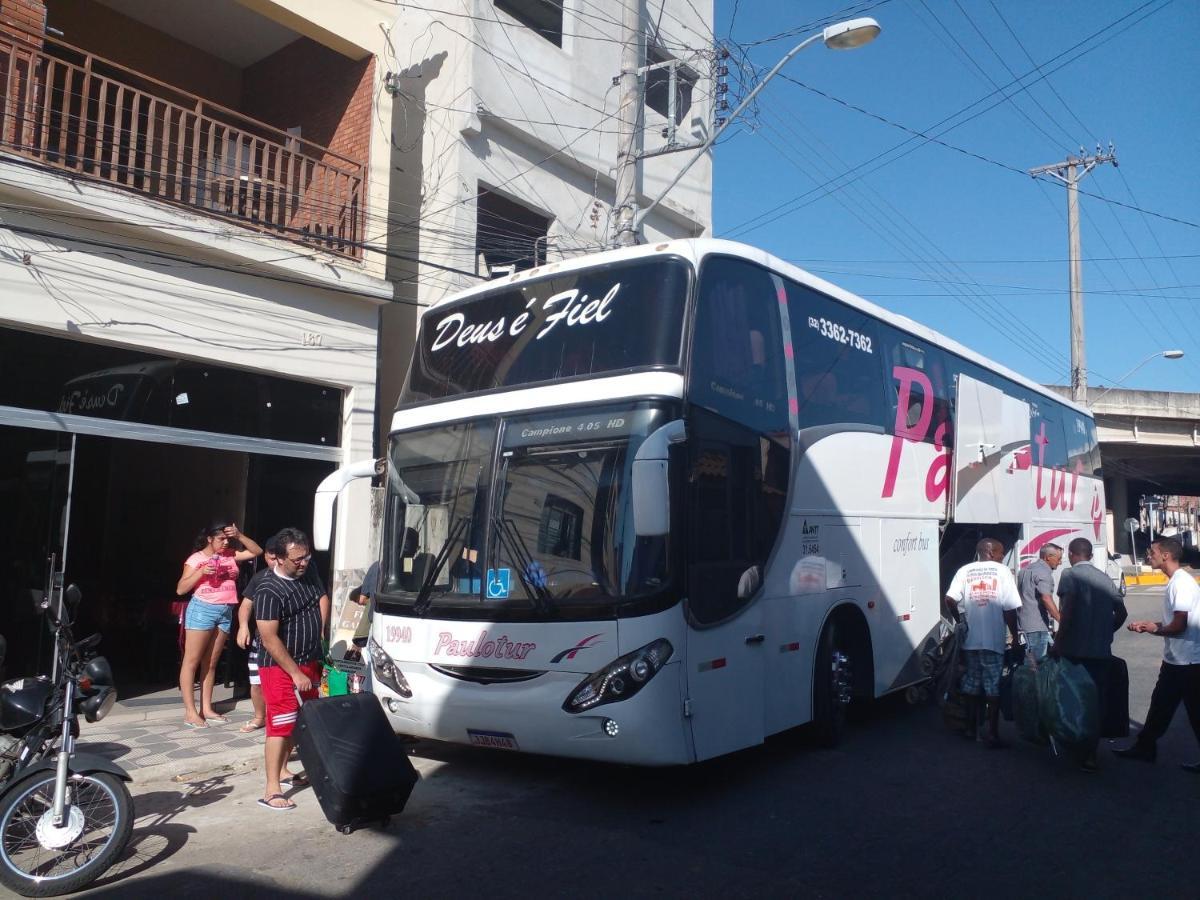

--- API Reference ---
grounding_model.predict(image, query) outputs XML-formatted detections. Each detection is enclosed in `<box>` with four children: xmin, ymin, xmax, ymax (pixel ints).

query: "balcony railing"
<box><xmin>0</xmin><ymin>33</ymin><xmax>366</xmax><ymax>259</ymax></box>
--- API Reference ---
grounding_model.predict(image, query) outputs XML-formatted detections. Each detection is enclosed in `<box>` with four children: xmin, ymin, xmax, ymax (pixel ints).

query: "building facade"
<box><xmin>0</xmin><ymin>0</ymin><xmax>713</xmax><ymax>687</ymax></box>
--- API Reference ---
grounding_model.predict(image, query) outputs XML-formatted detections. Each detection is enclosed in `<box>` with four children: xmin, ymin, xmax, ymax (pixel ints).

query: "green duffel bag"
<box><xmin>1013</xmin><ymin>664</ymin><xmax>1044</xmax><ymax>744</ymax></box>
<box><xmin>1037</xmin><ymin>657</ymin><xmax>1100</xmax><ymax>749</ymax></box>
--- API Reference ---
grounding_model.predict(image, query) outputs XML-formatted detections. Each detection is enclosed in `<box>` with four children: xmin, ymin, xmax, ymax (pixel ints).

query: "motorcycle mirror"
<box><xmin>64</xmin><ymin>584</ymin><xmax>82</xmax><ymax>607</ymax></box>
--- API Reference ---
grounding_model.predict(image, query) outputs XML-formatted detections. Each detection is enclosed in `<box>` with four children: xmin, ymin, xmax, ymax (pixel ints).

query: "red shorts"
<box><xmin>260</xmin><ymin>660</ymin><xmax>321</xmax><ymax>738</ymax></box>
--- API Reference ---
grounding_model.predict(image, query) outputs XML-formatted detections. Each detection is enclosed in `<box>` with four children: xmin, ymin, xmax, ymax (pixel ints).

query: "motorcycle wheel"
<box><xmin>0</xmin><ymin>771</ymin><xmax>133</xmax><ymax>897</ymax></box>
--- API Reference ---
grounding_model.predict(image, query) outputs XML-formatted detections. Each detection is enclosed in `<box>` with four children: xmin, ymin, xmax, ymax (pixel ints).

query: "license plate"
<box><xmin>467</xmin><ymin>729</ymin><xmax>520</xmax><ymax>751</ymax></box>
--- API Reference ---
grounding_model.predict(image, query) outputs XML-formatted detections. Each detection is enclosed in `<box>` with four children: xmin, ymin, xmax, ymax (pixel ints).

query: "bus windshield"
<box><xmin>379</xmin><ymin>402</ymin><xmax>677</xmax><ymax>621</ymax></box>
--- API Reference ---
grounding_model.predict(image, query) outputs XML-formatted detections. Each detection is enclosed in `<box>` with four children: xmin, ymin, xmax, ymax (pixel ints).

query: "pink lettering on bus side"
<box><xmin>881</xmin><ymin>366</ymin><xmax>934</xmax><ymax>499</ymax></box>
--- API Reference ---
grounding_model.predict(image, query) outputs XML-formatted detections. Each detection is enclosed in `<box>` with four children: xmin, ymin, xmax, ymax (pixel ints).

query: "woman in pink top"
<box><xmin>176</xmin><ymin>521</ymin><xmax>262</xmax><ymax>727</ymax></box>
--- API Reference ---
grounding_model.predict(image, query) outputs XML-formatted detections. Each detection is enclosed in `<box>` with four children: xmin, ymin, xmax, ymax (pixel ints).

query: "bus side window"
<box><xmin>877</xmin><ymin>325</ymin><xmax>954</xmax><ymax>444</ymax></box>
<box><xmin>785</xmin><ymin>280</ymin><xmax>884</xmax><ymax>430</ymax></box>
<box><xmin>691</xmin><ymin>257</ymin><xmax>789</xmax><ymax>436</ymax></box>
<box><xmin>1065</xmin><ymin>410</ymin><xmax>1101</xmax><ymax>476</ymax></box>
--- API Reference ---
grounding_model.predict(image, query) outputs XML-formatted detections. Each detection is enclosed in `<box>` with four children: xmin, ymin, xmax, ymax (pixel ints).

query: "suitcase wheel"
<box><xmin>340</xmin><ymin>825</ymin><xmax>355</xmax><ymax>835</ymax></box>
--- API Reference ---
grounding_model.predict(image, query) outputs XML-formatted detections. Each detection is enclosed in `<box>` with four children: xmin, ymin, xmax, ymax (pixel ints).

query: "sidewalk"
<box><xmin>78</xmin><ymin>684</ymin><xmax>266</xmax><ymax>784</ymax></box>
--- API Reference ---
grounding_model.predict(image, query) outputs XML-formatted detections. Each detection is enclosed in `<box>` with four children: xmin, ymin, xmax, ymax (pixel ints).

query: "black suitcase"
<box><xmin>296</xmin><ymin>693</ymin><xmax>419</xmax><ymax>833</ymax></box>
<box><xmin>1101</xmin><ymin>656</ymin><xmax>1130</xmax><ymax>739</ymax></box>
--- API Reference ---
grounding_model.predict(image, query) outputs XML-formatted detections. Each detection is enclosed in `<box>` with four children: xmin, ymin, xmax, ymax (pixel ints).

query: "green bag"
<box><xmin>1013</xmin><ymin>664</ymin><xmax>1045</xmax><ymax>744</ymax></box>
<box><xmin>1036</xmin><ymin>657</ymin><xmax>1099</xmax><ymax>749</ymax></box>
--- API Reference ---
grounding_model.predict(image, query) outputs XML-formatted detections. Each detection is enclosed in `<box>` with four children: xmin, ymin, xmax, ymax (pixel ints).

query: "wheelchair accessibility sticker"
<box><xmin>486</xmin><ymin>568</ymin><xmax>511</xmax><ymax>600</ymax></box>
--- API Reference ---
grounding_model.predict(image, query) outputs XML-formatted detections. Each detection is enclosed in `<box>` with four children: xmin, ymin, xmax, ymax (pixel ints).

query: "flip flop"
<box><xmin>204</xmin><ymin>715</ymin><xmax>230</xmax><ymax>725</ymax></box>
<box><xmin>183</xmin><ymin>720</ymin><xmax>209</xmax><ymax>729</ymax></box>
<box><xmin>257</xmin><ymin>793</ymin><xmax>296</xmax><ymax>812</ymax></box>
<box><xmin>280</xmin><ymin>773</ymin><xmax>310</xmax><ymax>789</ymax></box>
<box><xmin>239</xmin><ymin>720</ymin><xmax>265</xmax><ymax>733</ymax></box>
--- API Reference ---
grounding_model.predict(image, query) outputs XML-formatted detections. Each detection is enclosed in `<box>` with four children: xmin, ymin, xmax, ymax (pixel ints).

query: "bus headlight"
<box><xmin>562</xmin><ymin>639</ymin><xmax>673</xmax><ymax>713</ymax></box>
<box><xmin>368</xmin><ymin>637</ymin><xmax>412</xmax><ymax>699</ymax></box>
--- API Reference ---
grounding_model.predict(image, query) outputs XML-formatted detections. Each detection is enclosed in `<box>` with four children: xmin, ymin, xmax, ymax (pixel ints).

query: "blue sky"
<box><xmin>711</xmin><ymin>0</ymin><xmax>1200</xmax><ymax>396</ymax></box>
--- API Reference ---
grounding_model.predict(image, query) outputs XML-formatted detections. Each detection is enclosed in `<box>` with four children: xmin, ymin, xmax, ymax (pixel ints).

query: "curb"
<box><xmin>131</xmin><ymin>742</ymin><xmax>263</xmax><ymax>787</ymax></box>
<box><xmin>105</xmin><ymin>697</ymin><xmax>256</xmax><ymax>727</ymax></box>
<box><xmin>1123</xmin><ymin>571</ymin><xmax>1200</xmax><ymax>587</ymax></box>
<box><xmin>1125</xmin><ymin>573</ymin><xmax>1168</xmax><ymax>586</ymax></box>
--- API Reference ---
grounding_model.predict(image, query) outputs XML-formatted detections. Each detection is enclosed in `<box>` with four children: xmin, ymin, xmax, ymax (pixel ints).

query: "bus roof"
<box><xmin>434</xmin><ymin>239</ymin><xmax>1090</xmax><ymax>419</ymax></box>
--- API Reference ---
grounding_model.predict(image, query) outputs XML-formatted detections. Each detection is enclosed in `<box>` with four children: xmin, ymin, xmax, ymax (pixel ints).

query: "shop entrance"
<box><xmin>0</xmin><ymin>428</ymin><xmax>75</xmax><ymax>680</ymax></box>
<box><xmin>0</xmin><ymin>426</ymin><xmax>334</xmax><ymax>695</ymax></box>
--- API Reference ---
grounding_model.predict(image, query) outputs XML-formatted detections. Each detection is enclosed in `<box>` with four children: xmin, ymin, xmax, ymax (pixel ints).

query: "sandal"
<box><xmin>280</xmin><ymin>773</ymin><xmax>310</xmax><ymax>789</ymax></box>
<box><xmin>239</xmin><ymin>720</ymin><xmax>265</xmax><ymax>733</ymax></box>
<box><xmin>183</xmin><ymin>720</ymin><xmax>209</xmax><ymax>729</ymax></box>
<box><xmin>257</xmin><ymin>793</ymin><xmax>296</xmax><ymax>812</ymax></box>
<box><xmin>204</xmin><ymin>714</ymin><xmax>230</xmax><ymax>725</ymax></box>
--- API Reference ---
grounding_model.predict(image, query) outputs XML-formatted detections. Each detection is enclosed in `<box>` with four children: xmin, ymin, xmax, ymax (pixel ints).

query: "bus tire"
<box><xmin>812</xmin><ymin>618</ymin><xmax>853</xmax><ymax>747</ymax></box>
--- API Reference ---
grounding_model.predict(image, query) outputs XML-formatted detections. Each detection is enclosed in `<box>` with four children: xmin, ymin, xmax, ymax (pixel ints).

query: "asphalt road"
<box><xmin>78</xmin><ymin>587</ymin><xmax>1196</xmax><ymax>900</ymax></box>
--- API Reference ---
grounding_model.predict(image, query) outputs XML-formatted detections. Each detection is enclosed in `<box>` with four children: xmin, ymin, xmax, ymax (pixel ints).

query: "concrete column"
<box><xmin>1108</xmin><ymin>473</ymin><xmax>1131</xmax><ymax>554</ymax></box>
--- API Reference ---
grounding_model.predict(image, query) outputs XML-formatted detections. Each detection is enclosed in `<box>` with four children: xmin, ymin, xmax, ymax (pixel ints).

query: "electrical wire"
<box><xmin>724</xmin><ymin>0</ymin><xmax>1178</xmax><ymax>237</ymax></box>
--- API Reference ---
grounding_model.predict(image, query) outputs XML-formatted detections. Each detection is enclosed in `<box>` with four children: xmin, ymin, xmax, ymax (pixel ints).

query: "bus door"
<box><xmin>952</xmin><ymin>375</ymin><xmax>1031</xmax><ymax>523</ymax></box>
<box><xmin>685</xmin><ymin>598</ymin><xmax>765</xmax><ymax>760</ymax></box>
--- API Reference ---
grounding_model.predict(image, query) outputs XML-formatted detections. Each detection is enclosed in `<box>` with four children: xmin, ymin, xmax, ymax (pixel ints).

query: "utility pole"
<box><xmin>1029</xmin><ymin>145</ymin><xmax>1117</xmax><ymax>404</ymax></box>
<box><xmin>612</xmin><ymin>0</ymin><xmax>641</xmax><ymax>248</ymax></box>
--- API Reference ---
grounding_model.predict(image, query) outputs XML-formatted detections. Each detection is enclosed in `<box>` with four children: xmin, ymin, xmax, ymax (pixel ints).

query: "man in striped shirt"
<box><xmin>251</xmin><ymin>527</ymin><xmax>329</xmax><ymax>812</ymax></box>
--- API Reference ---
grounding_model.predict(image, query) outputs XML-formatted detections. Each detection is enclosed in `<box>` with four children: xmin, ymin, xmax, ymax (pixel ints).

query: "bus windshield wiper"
<box><xmin>413</xmin><ymin>515</ymin><xmax>469</xmax><ymax>616</ymax></box>
<box><xmin>491</xmin><ymin>511</ymin><xmax>554</xmax><ymax>615</ymax></box>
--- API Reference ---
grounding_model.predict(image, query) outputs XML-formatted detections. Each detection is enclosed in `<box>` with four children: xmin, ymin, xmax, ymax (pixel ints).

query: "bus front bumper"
<box><xmin>370</xmin><ymin>661</ymin><xmax>692</xmax><ymax>766</ymax></box>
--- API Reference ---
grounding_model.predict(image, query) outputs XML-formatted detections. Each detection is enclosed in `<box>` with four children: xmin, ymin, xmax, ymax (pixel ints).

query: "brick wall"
<box><xmin>44</xmin><ymin>0</ymin><xmax>241</xmax><ymax>107</ymax></box>
<box><xmin>0</xmin><ymin>0</ymin><xmax>45</xmax><ymax>45</ymax></box>
<box><xmin>243</xmin><ymin>38</ymin><xmax>374</xmax><ymax>168</ymax></box>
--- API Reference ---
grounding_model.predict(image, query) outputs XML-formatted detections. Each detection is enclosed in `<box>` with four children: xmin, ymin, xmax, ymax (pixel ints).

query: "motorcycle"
<box><xmin>0</xmin><ymin>584</ymin><xmax>132</xmax><ymax>897</ymax></box>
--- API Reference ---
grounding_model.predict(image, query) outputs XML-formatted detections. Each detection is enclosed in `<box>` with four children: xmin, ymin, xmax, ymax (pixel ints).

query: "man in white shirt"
<box><xmin>944</xmin><ymin>537</ymin><xmax>1022</xmax><ymax>747</ymax></box>
<box><xmin>1114</xmin><ymin>537</ymin><xmax>1200</xmax><ymax>770</ymax></box>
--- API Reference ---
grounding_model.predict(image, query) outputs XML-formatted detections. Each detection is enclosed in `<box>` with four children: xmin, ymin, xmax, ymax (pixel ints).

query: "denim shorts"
<box><xmin>184</xmin><ymin>599</ymin><xmax>233</xmax><ymax>633</ymax></box>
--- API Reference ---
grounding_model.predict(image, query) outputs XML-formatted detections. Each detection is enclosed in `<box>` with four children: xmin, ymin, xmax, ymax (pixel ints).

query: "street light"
<box><xmin>633</xmin><ymin>17</ymin><xmax>882</xmax><ymax>234</ymax></box>
<box><xmin>1089</xmin><ymin>349</ymin><xmax>1184</xmax><ymax>406</ymax></box>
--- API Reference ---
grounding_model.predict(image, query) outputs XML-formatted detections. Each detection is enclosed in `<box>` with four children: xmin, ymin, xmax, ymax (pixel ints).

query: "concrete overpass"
<box><xmin>1048</xmin><ymin>386</ymin><xmax>1200</xmax><ymax>554</ymax></box>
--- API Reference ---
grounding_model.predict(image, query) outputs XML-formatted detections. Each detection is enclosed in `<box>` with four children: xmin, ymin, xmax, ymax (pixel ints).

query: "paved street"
<box><xmin>73</xmin><ymin>587</ymin><xmax>1196</xmax><ymax>900</ymax></box>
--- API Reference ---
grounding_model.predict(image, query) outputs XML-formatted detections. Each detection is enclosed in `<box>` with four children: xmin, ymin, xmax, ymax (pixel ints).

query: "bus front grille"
<box><xmin>429</xmin><ymin>664</ymin><xmax>545</xmax><ymax>685</ymax></box>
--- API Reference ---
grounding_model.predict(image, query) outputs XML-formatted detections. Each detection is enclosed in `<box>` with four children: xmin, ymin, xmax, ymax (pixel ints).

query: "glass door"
<box><xmin>0</xmin><ymin>427</ymin><xmax>75</xmax><ymax>677</ymax></box>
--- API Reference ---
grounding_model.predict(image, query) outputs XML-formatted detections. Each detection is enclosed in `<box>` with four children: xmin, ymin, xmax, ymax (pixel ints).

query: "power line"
<box><xmin>724</xmin><ymin>0</ymin><xmax>1176</xmax><ymax>237</ymax></box>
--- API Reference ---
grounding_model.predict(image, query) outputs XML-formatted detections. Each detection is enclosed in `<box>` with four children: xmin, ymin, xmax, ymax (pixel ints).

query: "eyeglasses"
<box><xmin>285</xmin><ymin>553</ymin><xmax>312</xmax><ymax>564</ymax></box>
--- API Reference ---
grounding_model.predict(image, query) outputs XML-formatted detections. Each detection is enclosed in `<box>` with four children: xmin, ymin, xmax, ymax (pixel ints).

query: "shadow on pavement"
<box><xmin>84</xmin><ymin>776</ymin><xmax>235</xmax><ymax>893</ymax></box>
<box><xmin>83</xmin><ymin>869</ymin><xmax>324</xmax><ymax>899</ymax></box>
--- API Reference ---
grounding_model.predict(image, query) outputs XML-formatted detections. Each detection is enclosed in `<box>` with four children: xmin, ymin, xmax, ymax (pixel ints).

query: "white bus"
<box><xmin>316</xmin><ymin>239</ymin><xmax>1106</xmax><ymax>765</ymax></box>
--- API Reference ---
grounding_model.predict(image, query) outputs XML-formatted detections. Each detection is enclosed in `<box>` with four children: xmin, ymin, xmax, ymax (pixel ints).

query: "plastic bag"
<box><xmin>321</xmin><ymin>663</ymin><xmax>349</xmax><ymax>697</ymax></box>
<box><xmin>935</xmin><ymin>621</ymin><xmax>970</xmax><ymax>734</ymax></box>
<box><xmin>1036</xmin><ymin>657</ymin><xmax>1099</xmax><ymax>749</ymax></box>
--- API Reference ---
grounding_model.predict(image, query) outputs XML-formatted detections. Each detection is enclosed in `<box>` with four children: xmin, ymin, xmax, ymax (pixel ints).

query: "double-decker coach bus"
<box><xmin>315</xmin><ymin>239</ymin><xmax>1105</xmax><ymax>765</ymax></box>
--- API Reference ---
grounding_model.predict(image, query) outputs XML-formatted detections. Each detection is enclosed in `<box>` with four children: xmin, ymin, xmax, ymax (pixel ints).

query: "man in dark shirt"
<box><xmin>250</xmin><ymin>527</ymin><xmax>329</xmax><ymax>811</ymax></box>
<box><xmin>1052</xmin><ymin>537</ymin><xmax>1128</xmax><ymax>772</ymax></box>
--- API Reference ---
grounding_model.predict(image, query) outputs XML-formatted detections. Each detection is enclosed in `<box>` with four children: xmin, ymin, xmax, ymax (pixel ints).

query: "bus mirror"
<box><xmin>632</xmin><ymin>459</ymin><xmax>670</xmax><ymax>537</ymax></box>
<box><xmin>313</xmin><ymin>459</ymin><xmax>380</xmax><ymax>551</ymax></box>
<box><xmin>631</xmin><ymin>419</ymin><xmax>685</xmax><ymax>538</ymax></box>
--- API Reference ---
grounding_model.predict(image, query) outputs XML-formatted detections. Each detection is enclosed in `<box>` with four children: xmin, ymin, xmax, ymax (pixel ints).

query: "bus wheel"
<box><xmin>812</xmin><ymin>620</ymin><xmax>853</xmax><ymax>747</ymax></box>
